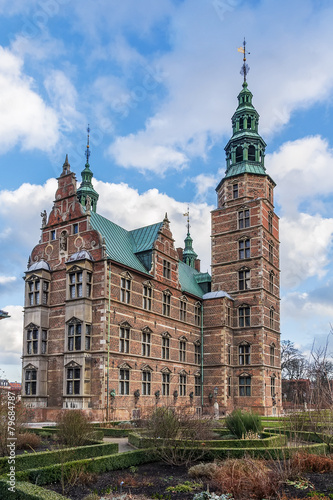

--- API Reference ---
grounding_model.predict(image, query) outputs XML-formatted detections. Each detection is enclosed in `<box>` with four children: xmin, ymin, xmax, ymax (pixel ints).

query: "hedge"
<box><xmin>0</xmin><ymin>478</ymin><xmax>69</xmax><ymax>499</ymax></box>
<box><xmin>96</xmin><ymin>427</ymin><xmax>131</xmax><ymax>437</ymax></box>
<box><xmin>0</xmin><ymin>442</ymin><xmax>118</xmax><ymax>474</ymax></box>
<box><xmin>267</xmin><ymin>427</ymin><xmax>331</xmax><ymax>444</ymax></box>
<box><xmin>128</xmin><ymin>432</ymin><xmax>287</xmax><ymax>449</ymax></box>
<box><xmin>14</xmin><ymin>449</ymin><xmax>156</xmax><ymax>486</ymax></box>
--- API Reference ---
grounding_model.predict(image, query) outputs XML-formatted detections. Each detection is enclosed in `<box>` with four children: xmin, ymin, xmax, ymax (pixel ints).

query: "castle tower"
<box><xmin>210</xmin><ymin>41</ymin><xmax>281</xmax><ymax>414</ymax></box>
<box><xmin>77</xmin><ymin>126</ymin><xmax>99</xmax><ymax>212</ymax></box>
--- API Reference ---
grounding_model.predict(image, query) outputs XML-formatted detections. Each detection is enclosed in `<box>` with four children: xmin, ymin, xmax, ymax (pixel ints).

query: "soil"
<box><xmin>46</xmin><ymin>461</ymin><xmax>333</xmax><ymax>500</ymax></box>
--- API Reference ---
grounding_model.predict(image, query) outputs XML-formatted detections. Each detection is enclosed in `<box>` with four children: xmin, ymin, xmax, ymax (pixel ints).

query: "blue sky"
<box><xmin>1</xmin><ymin>0</ymin><xmax>333</xmax><ymax>381</ymax></box>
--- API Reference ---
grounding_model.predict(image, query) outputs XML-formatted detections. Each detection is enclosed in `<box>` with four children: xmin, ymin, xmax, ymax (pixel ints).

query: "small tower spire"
<box><xmin>182</xmin><ymin>207</ymin><xmax>197</xmax><ymax>268</ymax></box>
<box><xmin>77</xmin><ymin>125</ymin><xmax>99</xmax><ymax>213</ymax></box>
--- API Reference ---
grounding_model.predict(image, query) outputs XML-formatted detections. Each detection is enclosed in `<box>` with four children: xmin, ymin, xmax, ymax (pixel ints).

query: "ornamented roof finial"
<box><xmin>238</xmin><ymin>38</ymin><xmax>250</xmax><ymax>84</ymax></box>
<box><xmin>183</xmin><ymin>206</ymin><xmax>190</xmax><ymax>235</ymax></box>
<box><xmin>85</xmin><ymin>125</ymin><xmax>90</xmax><ymax>165</ymax></box>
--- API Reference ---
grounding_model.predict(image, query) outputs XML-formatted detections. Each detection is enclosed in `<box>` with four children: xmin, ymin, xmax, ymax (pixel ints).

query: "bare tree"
<box><xmin>281</xmin><ymin>340</ymin><xmax>308</xmax><ymax>380</ymax></box>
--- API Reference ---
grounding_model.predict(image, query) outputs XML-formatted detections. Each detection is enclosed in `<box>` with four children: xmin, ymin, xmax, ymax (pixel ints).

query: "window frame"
<box><xmin>141</xmin><ymin>329</ymin><xmax>151</xmax><ymax>357</ymax></box>
<box><xmin>162</xmin><ymin>291</ymin><xmax>171</xmax><ymax>317</ymax></box>
<box><xmin>239</xmin><ymin>343</ymin><xmax>251</xmax><ymax>365</ymax></box>
<box><xmin>239</xmin><ymin>269</ymin><xmax>250</xmax><ymax>290</ymax></box>
<box><xmin>179</xmin><ymin>298</ymin><xmax>187</xmax><ymax>322</ymax></box>
<box><xmin>179</xmin><ymin>339</ymin><xmax>186</xmax><ymax>362</ymax></box>
<box><xmin>143</xmin><ymin>283</ymin><xmax>152</xmax><ymax>311</ymax></box>
<box><xmin>194</xmin><ymin>342</ymin><xmax>201</xmax><ymax>364</ymax></box>
<box><xmin>163</xmin><ymin>260</ymin><xmax>171</xmax><ymax>280</ymax></box>
<box><xmin>119</xmin><ymin>368</ymin><xmax>130</xmax><ymax>395</ymax></box>
<box><xmin>179</xmin><ymin>373</ymin><xmax>187</xmax><ymax>396</ymax></box>
<box><xmin>238</xmin><ymin>209</ymin><xmax>250</xmax><ymax>229</ymax></box>
<box><xmin>239</xmin><ymin>239</ymin><xmax>250</xmax><ymax>259</ymax></box>
<box><xmin>162</xmin><ymin>372</ymin><xmax>170</xmax><ymax>396</ymax></box>
<box><xmin>239</xmin><ymin>375</ymin><xmax>251</xmax><ymax>396</ymax></box>
<box><xmin>142</xmin><ymin>370</ymin><xmax>151</xmax><ymax>396</ymax></box>
<box><xmin>239</xmin><ymin>306</ymin><xmax>250</xmax><ymax>327</ymax></box>
<box><xmin>195</xmin><ymin>374</ymin><xmax>201</xmax><ymax>396</ymax></box>
<box><xmin>66</xmin><ymin>367</ymin><xmax>81</xmax><ymax>395</ymax></box>
<box><xmin>25</xmin><ymin>369</ymin><xmax>37</xmax><ymax>395</ymax></box>
<box><xmin>162</xmin><ymin>334</ymin><xmax>170</xmax><ymax>360</ymax></box>
<box><xmin>233</xmin><ymin>183</ymin><xmax>239</xmax><ymax>199</ymax></box>
<box><xmin>120</xmin><ymin>276</ymin><xmax>131</xmax><ymax>304</ymax></box>
<box><xmin>119</xmin><ymin>325</ymin><xmax>130</xmax><ymax>353</ymax></box>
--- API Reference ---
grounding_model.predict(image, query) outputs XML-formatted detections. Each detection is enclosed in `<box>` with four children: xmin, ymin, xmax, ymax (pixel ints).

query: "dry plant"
<box><xmin>211</xmin><ymin>457</ymin><xmax>281</xmax><ymax>500</ymax></box>
<box><xmin>16</xmin><ymin>432</ymin><xmax>42</xmax><ymax>450</ymax></box>
<box><xmin>290</xmin><ymin>452</ymin><xmax>333</xmax><ymax>473</ymax></box>
<box><xmin>188</xmin><ymin>462</ymin><xmax>220</xmax><ymax>480</ymax></box>
<box><xmin>142</xmin><ymin>406</ymin><xmax>214</xmax><ymax>466</ymax></box>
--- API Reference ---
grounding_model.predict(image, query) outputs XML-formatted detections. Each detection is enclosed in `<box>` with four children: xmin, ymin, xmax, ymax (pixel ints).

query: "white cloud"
<box><xmin>280</xmin><ymin>213</ymin><xmax>333</xmax><ymax>288</ymax></box>
<box><xmin>0</xmin><ymin>276</ymin><xmax>16</xmax><ymax>284</ymax></box>
<box><xmin>0</xmin><ymin>305</ymin><xmax>23</xmax><ymax>381</ymax></box>
<box><xmin>0</xmin><ymin>46</ymin><xmax>59</xmax><ymax>153</ymax></box>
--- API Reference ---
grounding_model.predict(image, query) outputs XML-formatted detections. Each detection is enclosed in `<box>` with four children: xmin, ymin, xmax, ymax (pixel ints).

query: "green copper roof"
<box><xmin>224</xmin><ymin>162</ymin><xmax>267</xmax><ymax>178</ymax></box>
<box><xmin>90</xmin><ymin>211</ymin><xmax>210</xmax><ymax>297</ymax></box>
<box><xmin>178</xmin><ymin>261</ymin><xmax>211</xmax><ymax>298</ymax></box>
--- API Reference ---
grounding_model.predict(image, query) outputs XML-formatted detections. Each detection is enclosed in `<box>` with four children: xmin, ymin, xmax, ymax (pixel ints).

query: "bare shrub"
<box><xmin>188</xmin><ymin>462</ymin><xmax>219</xmax><ymax>480</ymax></box>
<box><xmin>290</xmin><ymin>452</ymin><xmax>333</xmax><ymax>473</ymax></box>
<box><xmin>57</xmin><ymin>410</ymin><xmax>97</xmax><ymax>447</ymax></box>
<box><xmin>16</xmin><ymin>432</ymin><xmax>41</xmax><ymax>450</ymax></box>
<box><xmin>211</xmin><ymin>457</ymin><xmax>281</xmax><ymax>500</ymax></box>
<box><xmin>143</xmin><ymin>406</ymin><xmax>214</xmax><ymax>466</ymax></box>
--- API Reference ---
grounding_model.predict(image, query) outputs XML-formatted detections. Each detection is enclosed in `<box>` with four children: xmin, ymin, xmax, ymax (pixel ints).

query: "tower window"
<box><xmin>239</xmin><ymin>375</ymin><xmax>251</xmax><ymax>396</ymax></box>
<box><xmin>228</xmin><ymin>344</ymin><xmax>231</xmax><ymax>365</ymax></box>
<box><xmin>270</xmin><ymin>345</ymin><xmax>275</xmax><ymax>366</ymax></box>
<box><xmin>41</xmin><ymin>330</ymin><xmax>48</xmax><ymax>354</ymax></box>
<box><xmin>68</xmin><ymin>323</ymin><xmax>82</xmax><ymax>351</ymax></box>
<box><xmin>269</xmin><ymin>272</ymin><xmax>274</xmax><ymax>294</ymax></box>
<box><xmin>239</xmin><ymin>269</ymin><xmax>250</xmax><ymax>290</ymax></box>
<box><xmin>195</xmin><ymin>375</ymin><xmax>201</xmax><ymax>396</ymax></box>
<box><xmin>238</xmin><ymin>210</ymin><xmax>250</xmax><ymax>229</ymax></box>
<box><xmin>233</xmin><ymin>184</ymin><xmax>239</xmax><ymax>199</ymax></box>
<box><xmin>239</xmin><ymin>306</ymin><xmax>250</xmax><ymax>327</ymax></box>
<box><xmin>195</xmin><ymin>303</ymin><xmax>201</xmax><ymax>326</ymax></box>
<box><xmin>239</xmin><ymin>239</ymin><xmax>250</xmax><ymax>259</ymax></box>
<box><xmin>69</xmin><ymin>271</ymin><xmax>83</xmax><ymax>299</ymax></box>
<box><xmin>247</xmin><ymin>117</ymin><xmax>252</xmax><ymax>129</ymax></box>
<box><xmin>270</xmin><ymin>308</ymin><xmax>275</xmax><ymax>329</ymax></box>
<box><xmin>271</xmin><ymin>376</ymin><xmax>276</xmax><ymax>397</ymax></box>
<box><xmin>248</xmin><ymin>145</ymin><xmax>255</xmax><ymax>161</ymax></box>
<box><xmin>239</xmin><ymin>344</ymin><xmax>251</xmax><ymax>365</ymax></box>
<box><xmin>194</xmin><ymin>342</ymin><xmax>201</xmax><ymax>364</ymax></box>
<box><xmin>268</xmin><ymin>213</ymin><xmax>273</xmax><ymax>234</ymax></box>
<box><xmin>269</xmin><ymin>243</ymin><xmax>273</xmax><ymax>264</ymax></box>
<box><xmin>239</xmin><ymin>117</ymin><xmax>244</xmax><ymax>130</ymax></box>
<box><xmin>179</xmin><ymin>299</ymin><xmax>187</xmax><ymax>321</ymax></box>
<box><xmin>27</xmin><ymin>328</ymin><xmax>38</xmax><ymax>355</ymax></box>
<box><xmin>179</xmin><ymin>340</ymin><xmax>186</xmax><ymax>362</ymax></box>
<box><xmin>236</xmin><ymin>146</ymin><xmax>243</xmax><ymax>163</ymax></box>
<box><xmin>28</xmin><ymin>279</ymin><xmax>40</xmax><ymax>306</ymax></box>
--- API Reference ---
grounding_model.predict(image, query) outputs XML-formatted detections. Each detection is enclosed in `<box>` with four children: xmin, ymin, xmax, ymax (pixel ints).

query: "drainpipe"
<box><xmin>106</xmin><ymin>262</ymin><xmax>111</xmax><ymax>422</ymax></box>
<box><xmin>201</xmin><ymin>302</ymin><xmax>204</xmax><ymax>408</ymax></box>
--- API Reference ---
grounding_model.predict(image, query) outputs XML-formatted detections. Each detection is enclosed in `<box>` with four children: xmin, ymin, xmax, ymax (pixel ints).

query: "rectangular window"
<box><xmin>270</xmin><ymin>309</ymin><xmax>274</xmax><ymax>329</ymax></box>
<box><xmin>69</xmin><ymin>271</ymin><xmax>83</xmax><ymax>299</ymax></box>
<box><xmin>28</xmin><ymin>280</ymin><xmax>40</xmax><ymax>306</ymax></box>
<box><xmin>51</xmin><ymin>230</ymin><xmax>56</xmax><ymax>240</ymax></box>
<box><xmin>163</xmin><ymin>293</ymin><xmax>171</xmax><ymax>316</ymax></box>
<box><xmin>228</xmin><ymin>376</ymin><xmax>231</xmax><ymax>396</ymax></box>
<box><xmin>194</xmin><ymin>343</ymin><xmax>201</xmax><ymax>364</ymax></box>
<box><xmin>269</xmin><ymin>273</ymin><xmax>274</xmax><ymax>294</ymax></box>
<box><xmin>25</xmin><ymin>369</ymin><xmax>37</xmax><ymax>395</ymax></box>
<box><xmin>143</xmin><ymin>285</ymin><xmax>152</xmax><ymax>310</ymax></box>
<box><xmin>68</xmin><ymin>323</ymin><xmax>82</xmax><ymax>351</ymax></box>
<box><xmin>67</xmin><ymin>368</ymin><xmax>80</xmax><ymax>395</ymax></box>
<box><xmin>195</xmin><ymin>304</ymin><xmax>201</xmax><ymax>326</ymax></box>
<box><xmin>119</xmin><ymin>369</ymin><xmax>130</xmax><ymax>395</ymax></box>
<box><xmin>226</xmin><ymin>306</ymin><xmax>231</xmax><ymax>326</ymax></box>
<box><xmin>227</xmin><ymin>345</ymin><xmax>231</xmax><ymax>365</ymax></box>
<box><xmin>239</xmin><ymin>239</ymin><xmax>250</xmax><ymax>259</ymax></box>
<box><xmin>86</xmin><ymin>272</ymin><xmax>92</xmax><ymax>298</ymax></box>
<box><xmin>120</xmin><ymin>277</ymin><xmax>131</xmax><ymax>303</ymax></box>
<box><xmin>73</xmin><ymin>223</ymin><xmax>78</xmax><ymax>234</ymax></box>
<box><xmin>163</xmin><ymin>260</ymin><xmax>171</xmax><ymax>279</ymax></box>
<box><xmin>41</xmin><ymin>330</ymin><xmax>47</xmax><ymax>354</ymax></box>
<box><xmin>162</xmin><ymin>373</ymin><xmax>170</xmax><ymax>396</ymax></box>
<box><xmin>239</xmin><ymin>344</ymin><xmax>250</xmax><ymax>365</ymax></box>
<box><xmin>162</xmin><ymin>336</ymin><xmax>170</xmax><ymax>360</ymax></box>
<box><xmin>179</xmin><ymin>374</ymin><xmax>186</xmax><ymax>396</ymax></box>
<box><xmin>239</xmin><ymin>307</ymin><xmax>250</xmax><ymax>327</ymax></box>
<box><xmin>142</xmin><ymin>331</ymin><xmax>151</xmax><ymax>356</ymax></box>
<box><xmin>239</xmin><ymin>376</ymin><xmax>251</xmax><ymax>396</ymax></box>
<box><xmin>268</xmin><ymin>213</ymin><xmax>273</xmax><ymax>233</ymax></box>
<box><xmin>233</xmin><ymin>183</ymin><xmax>239</xmax><ymax>199</ymax></box>
<box><xmin>179</xmin><ymin>300</ymin><xmax>187</xmax><ymax>321</ymax></box>
<box><xmin>269</xmin><ymin>243</ymin><xmax>273</xmax><ymax>264</ymax></box>
<box><xmin>42</xmin><ymin>281</ymin><xmax>49</xmax><ymax>305</ymax></box>
<box><xmin>271</xmin><ymin>377</ymin><xmax>276</xmax><ymax>397</ymax></box>
<box><xmin>27</xmin><ymin>328</ymin><xmax>39</xmax><ymax>354</ymax></box>
<box><xmin>270</xmin><ymin>345</ymin><xmax>275</xmax><ymax>366</ymax></box>
<box><xmin>195</xmin><ymin>375</ymin><xmax>201</xmax><ymax>396</ymax></box>
<box><xmin>119</xmin><ymin>326</ymin><xmax>130</xmax><ymax>353</ymax></box>
<box><xmin>142</xmin><ymin>371</ymin><xmax>151</xmax><ymax>395</ymax></box>
<box><xmin>239</xmin><ymin>270</ymin><xmax>250</xmax><ymax>290</ymax></box>
<box><xmin>179</xmin><ymin>340</ymin><xmax>186</xmax><ymax>362</ymax></box>
<box><xmin>238</xmin><ymin>209</ymin><xmax>250</xmax><ymax>229</ymax></box>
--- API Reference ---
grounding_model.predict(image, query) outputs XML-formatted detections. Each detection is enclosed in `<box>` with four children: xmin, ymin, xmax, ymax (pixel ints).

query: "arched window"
<box><xmin>248</xmin><ymin>145</ymin><xmax>255</xmax><ymax>161</ymax></box>
<box><xmin>239</xmin><ymin>117</ymin><xmax>244</xmax><ymax>130</ymax></box>
<box><xmin>236</xmin><ymin>146</ymin><xmax>243</xmax><ymax>163</ymax></box>
<box><xmin>247</xmin><ymin>117</ymin><xmax>252</xmax><ymax>129</ymax></box>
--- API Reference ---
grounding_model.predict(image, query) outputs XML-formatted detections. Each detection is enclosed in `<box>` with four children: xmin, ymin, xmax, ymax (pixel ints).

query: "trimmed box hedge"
<box><xmin>0</xmin><ymin>442</ymin><xmax>118</xmax><ymax>474</ymax></box>
<box><xmin>128</xmin><ymin>431</ymin><xmax>287</xmax><ymax>449</ymax></box>
<box><xmin>0</xmin><ymin>478</ymin><xmax>69</xmax><ymax>499</ymax></box>
<box><xmin>14</xmin><ymin>449</ymin><xmax>156</xmax><ymax>486</ymax></box>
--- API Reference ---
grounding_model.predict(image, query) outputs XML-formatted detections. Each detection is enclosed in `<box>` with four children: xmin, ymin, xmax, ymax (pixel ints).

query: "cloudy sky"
<box><xmin>1</xmin><ymin>0</ymin><xmax>333</xmax><ymax>381</ymax></box>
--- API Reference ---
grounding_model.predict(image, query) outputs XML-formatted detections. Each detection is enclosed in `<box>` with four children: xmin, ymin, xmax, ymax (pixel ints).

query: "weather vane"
<box><xmin>183</xmin><ymin>206</ymin><xmax>190</xmax><ymax>234</ymax></box>
<box><xmin>238</xmin><ymin>38</ymin><xmax>250</xmax><ymax>83</ymax></box>
<box><xmin>85</xmin><ymin>125</ymin><xmax>90</xmax><ymax>164</ymax></box>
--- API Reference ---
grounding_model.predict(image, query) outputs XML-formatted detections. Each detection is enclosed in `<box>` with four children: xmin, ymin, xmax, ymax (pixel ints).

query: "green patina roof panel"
<box><xmin>225</xmin><ymin>163</ymin><xmax>267</xmax><ymax>178</ymax></box>
<box><xmin>130</xmin><ymin>222</ymin><xmax>163</xmax><ymax>253</ymax></box>
<box><xmin>178</xmin><ymin>261</ymin><xmax>211</xmax><ymax>298</ymax></box>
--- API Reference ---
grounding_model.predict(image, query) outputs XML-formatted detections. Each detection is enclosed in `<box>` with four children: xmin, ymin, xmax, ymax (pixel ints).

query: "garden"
<box><xmin>1</xmin><ymin>408</ymin><xmax>333</xmax><ymax>500</ymax></box>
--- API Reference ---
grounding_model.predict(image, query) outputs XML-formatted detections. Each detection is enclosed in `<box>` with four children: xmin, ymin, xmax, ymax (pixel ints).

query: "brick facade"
<box><xmin>21</xmin><ymin>83</ymin><xmax>281</xmax><ymax>420</ymax></box>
